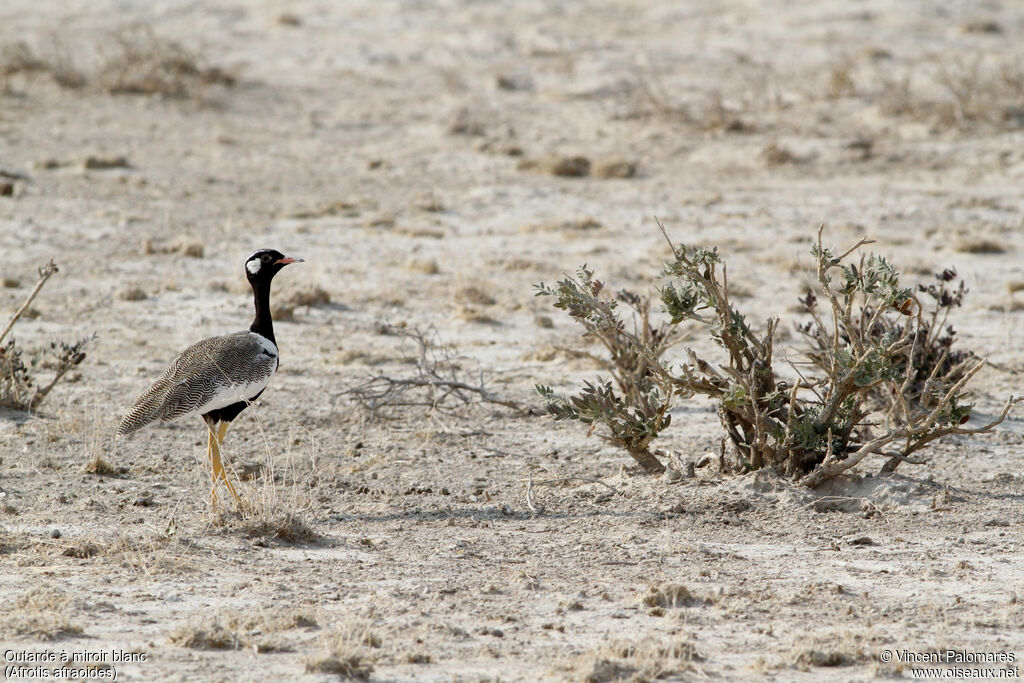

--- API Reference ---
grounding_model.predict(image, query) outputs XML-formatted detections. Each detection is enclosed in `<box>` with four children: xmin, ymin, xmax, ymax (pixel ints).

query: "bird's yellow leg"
<box><xmin>206</xmin><ymin>427</ymin><xmax>220</xmax><ymax>507</ymax></box>
<box><xmin>212</xmin><ymin>422</ymin><xmax>241</xmax><ymax>505</ymax></box>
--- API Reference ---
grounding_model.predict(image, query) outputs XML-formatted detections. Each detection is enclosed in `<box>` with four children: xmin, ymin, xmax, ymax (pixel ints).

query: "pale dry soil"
<box><xmin>1</xmin><ymin>1</ymin><xmax>1023</xmax><ymax>681</ymax></box>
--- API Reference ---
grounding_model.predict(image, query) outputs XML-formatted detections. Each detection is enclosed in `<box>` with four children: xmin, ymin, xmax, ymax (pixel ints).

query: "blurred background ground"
<box><xmin>1</xmin><ymin>1</ymin><xmax>1022</xmax><ymax>680</ymax></box>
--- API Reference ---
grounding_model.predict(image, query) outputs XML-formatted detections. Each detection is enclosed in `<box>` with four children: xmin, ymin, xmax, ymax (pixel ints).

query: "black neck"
<box><xmin>248</xmin><ymin>277</ymin><xmax>276</xmax><ymax>344</ymax></box>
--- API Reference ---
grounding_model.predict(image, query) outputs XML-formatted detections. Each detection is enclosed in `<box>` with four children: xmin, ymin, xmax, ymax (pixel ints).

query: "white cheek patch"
<box><xmin>246</xmin><ymin>259</ymin><xmax>261</xmax><ymax>275</ymax></box>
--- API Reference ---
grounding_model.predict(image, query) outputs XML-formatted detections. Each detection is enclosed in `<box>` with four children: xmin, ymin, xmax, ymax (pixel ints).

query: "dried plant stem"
<box><xmin>0</xmin><ymin>260</ymin><xmax>58</xmax><ymax>345</ymax></box>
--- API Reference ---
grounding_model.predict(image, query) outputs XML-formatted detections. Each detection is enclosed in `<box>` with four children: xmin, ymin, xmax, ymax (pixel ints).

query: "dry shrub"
<box><xmin>98</xmin><ymin>25</ymin><xmax>234</xmax><ymax>97</ymax></box>
<box><xmin>169</xmin><ymin>608</ymin><xmax>318</xmax><ymax>653</ymax></box>
<box><xmin>213</xmin><ymin>426</ymin><xmax>320</xmax><ymax>545</ymax></box>
<box><xmin>0</xmin><ymin>260</ymin><xmax>92</xmax><ymax>412</ymax></box>
<box><xmin>573</xmin><ymin>636</ymin><xmax>702</xmax><ymax>682</ymax></box>
<box><xmin>347</xmin><ymin>324</ymin><xmax>531</xmax><ymax>417</ymax></box>
<box><xmin>305</xmin><ymin>618</ymin><xmax>378</xmax><ymax>679</ymax></box>
<box><xmin>0</xmin><ymin>25</ymin><xmax>234</xmax><ymax>100</ymax></box>
<box><xmin>642</xmin><ymin>583</ymin><xmax>700</xmax><ymax>609</ymax></box>
<box><xmin>0</xmin><ymin>587</ymin><xmax>83</xmax><ymax>640</ymax></box>
<box><xmin>168</xmin><ymin>619</ymin><xmax>241</xmax><ymax>650</ymax></box>
<box><xmin>878</xmin><ymin>56</ymin><xmax>1024</xmax><ymax>131</ymax></box>
<box><xmin>538</xmin><ymin>225</ymin><xmax>1018</xmax><ymax>484</ymax></box>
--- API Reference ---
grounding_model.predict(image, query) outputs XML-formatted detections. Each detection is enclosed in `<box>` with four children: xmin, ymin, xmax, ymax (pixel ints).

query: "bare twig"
<box><xmin>0</xmin><ymin>260</ymin><xmax>58</xmax><ymax>345</ymax></box>
<box><xmin>346</xmin><ymin>325</ymin><xmax>534</xmax><ymax>416</ymax></box>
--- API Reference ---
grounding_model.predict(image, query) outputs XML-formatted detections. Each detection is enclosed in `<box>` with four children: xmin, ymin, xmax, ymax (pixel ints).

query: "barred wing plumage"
<box><xmin>117</xmin><ymin>331</ymin><xmax>279</xmax><ymax>435</ymax></box>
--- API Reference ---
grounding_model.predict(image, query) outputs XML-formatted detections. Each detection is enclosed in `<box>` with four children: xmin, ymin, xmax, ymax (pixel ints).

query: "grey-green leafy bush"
<box><xmin>536</xmin><ymin>225</ymin><xmax>1018</xmax><ymax>485</ymax></box>
<box><xmin>535</xmin><ymin>267</ymin><xmax>683</xmax><ymax>472</ymax></box>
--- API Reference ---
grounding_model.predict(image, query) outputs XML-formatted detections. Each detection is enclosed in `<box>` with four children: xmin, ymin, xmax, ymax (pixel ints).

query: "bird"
<box><xmin>117</xmin><ymin>249</ymin><xmax>303</xmax><ymax>506</ymax></box>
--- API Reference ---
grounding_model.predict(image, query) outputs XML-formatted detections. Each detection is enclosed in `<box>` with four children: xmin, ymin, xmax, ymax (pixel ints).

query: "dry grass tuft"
<box><xmin>642</xmin><ymin>583</ymin><xmax>700</xmax><ymax>608</ymax></box>
<box><xmin>169</xmin><ymin>608</ymin><xmax>319</xmax><ymax>653</ymax></box>
<box><xmin>305</xmin><ymin>619</ymin><xmax>378</xmax><ymax>679</ymax></box>
<box><xmin>168</xmin><ymin>619</ymin><xmax>241</xmax><ymax>650</ymax></box>
<box><xmin>1</xmin><ymin>25</ymin><xmax>234</xmax><ymax>100</ymax></box>
<box><xmin>878</xmin><ymin>56</ymin><xmax>1024</xmax><ymax>131</ymax></box>
<box><xmin>405</xmin><ymin>257</ymin><xmax>441</xmax><ymax>275</ymax></box>
<box><xmin>760</xmin><ymin>142</ymin><xmax>805</xmax><ymax>166</ymax></box>
<box><xmin>82</xmin><ymin>453</ymin><xmax>122</xmax><ymax>476</ymax></box>
<box><xmin>571</xmin><ymin>636</ymin><xmax>703</xmax><ymax>682</ymax></box>
<box><xmin>99</xmin><ymin>25</ymin><xmax>234</xmax><ymax>98</ymax></box>
<box><xmin>0</xmin><ymin>586</ymin><xmax>83</xmax><ymax>640</ymax></box>
<box><xmin>273</xmin><ymin>286</ymin><xmax>332</xmax><ymax>320</ymax></box>
<box><xmin>214</xmin><ymin>428</ymin><xmax>322</xmax><ymax>545</ymax></box>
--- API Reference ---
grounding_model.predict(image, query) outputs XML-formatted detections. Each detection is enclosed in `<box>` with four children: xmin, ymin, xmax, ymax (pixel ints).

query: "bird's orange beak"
<box><xmin>275</xmin><ymin>257</ymin><xmax>304</xmax><ymax>265</ymax></box>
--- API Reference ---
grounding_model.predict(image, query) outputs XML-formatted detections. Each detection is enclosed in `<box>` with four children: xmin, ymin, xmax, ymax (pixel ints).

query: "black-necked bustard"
<box><xmin>117</xmin><ymin>249</ymin><xmax>302</xmax><ymax>506</ymax></box>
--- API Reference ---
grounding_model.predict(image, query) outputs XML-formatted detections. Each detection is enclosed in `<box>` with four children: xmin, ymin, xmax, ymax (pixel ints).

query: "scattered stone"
<box><xmin>286</xmin><ymin>199</ymin><xmax>363</xmax><ymax>219</ymax></box>
<box><xmin>141</xmin><ymin>238</ymin><xmax>204</xmax><ymax>257</ymax></box>
<box><xmin>524</xmin><ymin>217</ymin><xmax>603</xmax><ymax>233</ymax></box>
<box><xmin>448</xmin><ymin>106</ymin><xmax>487</xmax><ymax>136</ymax></box>
<box><xmin>2</xmin><ymin>277</ymin><xmax>20</xmax><ymax>288</ymax></box>
<box><xmin>455</xmin><ymin>286</ymin><xmax>496</xmax><ymax>306</ymax></box>
<box><xmin>405</xmin><ymin>258</ymin><xmax>439</xmax><ymax>275</ymax></box>
<box><xmin>50</xmin><ymin>528</ymin><xmax>61</xmax><ymax>539</ymax></box>
<box><xmin>534</xmin><ymin>315</ymin><xmax>553</xmax><ymax>329</ymax></box>
<box><xmin>795</xmin><ymin>650</ymin><xmax>848</xmax><ymax>668</ymax></box>
<box><xmin>847</xmin><ymin>536</ymin><xmax>875</xmax><ymax>546</ymax></box>
<box><xmin>593</xmin><ymin>159</ymin><xmax>637</xmax><ymax>179</ymax></box>
<box><xmin>285</xmin><ymin>286</ymin><xmax>331</xmax><ymax>308</ymax></box>
<box><xmin>119</xmin><ymin>287</ymin><xmax>147</xmax><ymax>301</ymax></box>
<box><xmin>412</xmin><ymin>192</ymin><xmax>445</xmax><ymax>212</ymax></box>
<box><xmin>495</xmin><ymin>72</ymin><xmax>533</xmax><ymax>92</ymax></box>
<box><xmin>760</xmin><ymin>142</ymin><xmax>804</xmax><ymax>165</ymax></box>
<box><xmin>0</xmin><ymin>181</ymin><xmax>13</xmax><ymax>196</ymax></box>
<box><xmin>363</xmin><ymin>213</ymin><xmax>396</xmax><ymax>229</ymax></box>
<box><xmin>960</xmin><ymin>18</ymin><xmax>1002</xmax><ymax>34</ymax></box>
<box><xmin>521</xmin><ymin>155</ymin><xmax>591</xmax><ymax>177</ymax></box>
<box><xmin>277</xmin><ymin>12</ymin><xmax>302</xmax><ymax>26</ymax></box>
<box><xmin>178</xmin><ymin>241</ymin><xmax>204</xmax><ymax>258</ymax></box>
<box><xmin>662</xmin><ymin>467</ymin><xmax>683</xmax><ymax>483</ymax></box>
<box><xmin>643</xmin><ymin>584</ymin><xmax>697</xmax><ymax>608</ymax></box>
<box><xmin>956</xmin><ymin>238</ymin><xmax>1006</xmax><ymax>254</ymax></box>
<box><xmin>35</xmin><ymin>159</ymin><xmax>69</xmax><ymax>169</ymax></box>
<box><xmin>82</xmin><ymin>155</ymin><xmax>131</xmax><ymax>170</ymax></box>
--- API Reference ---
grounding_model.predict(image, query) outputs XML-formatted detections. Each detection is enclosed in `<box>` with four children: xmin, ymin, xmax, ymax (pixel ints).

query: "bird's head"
<box><xmin>245</xmin><ymin>249</ymin><xmax>303</xmax><ymax>283</ymax></box>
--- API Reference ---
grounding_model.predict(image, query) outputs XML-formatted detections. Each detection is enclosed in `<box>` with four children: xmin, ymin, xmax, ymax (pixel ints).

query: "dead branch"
<box><xmin>0</xmin><ymin>259</ymin><xmax>58</xmax><ymax>345</ymax></box>
<box><xmin>345</xmin><ymin>325</ymin><xmax>535</xmax><ymax>416</ymax></box>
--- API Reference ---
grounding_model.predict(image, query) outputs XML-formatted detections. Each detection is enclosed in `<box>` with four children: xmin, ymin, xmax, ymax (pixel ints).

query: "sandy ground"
<box><xmin>1</xmin><ymin>1</ymin><xmax>1023</xmax><ymax>680</ymax></box>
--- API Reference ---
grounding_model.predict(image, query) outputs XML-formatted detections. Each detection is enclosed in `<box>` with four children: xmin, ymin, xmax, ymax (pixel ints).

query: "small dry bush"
<box><xmin>642</xmin><ymin>583</ymin><xmax>700</xmax><ymax>609</ymax></box>
<box><xmin>305</xmin><ymin>618</ymin><xmax>378</xmax><ymax>680</ymax></box>
<box><xmin>537</xmin><ymin>225</ymin><xmax>1018</xmax><ymax>485</ymax></box>
<box><xmin>572</xmin><ymin>636</ymin><xmax>702</xmax><ymax>682</ymax></box>
<box><xmin>0</xmin><ymin>586</ymin><xmax>83</xmax><ymax>640</ymax></box>
<box><xmin>98</xmin><ymin>25</ymin><xmax>234</xmax><ymax>97</ymax></box>
<box><xmin>878</xmin><ymin>56</ymin><xmax>1024</xmax><ymax>131</ymax></box>
<box><xmin>0</xmin><ymin>260</ymin><xmax>92</xmax><ymax>412</ymax></box>
<box><xmin>168</xmin><ymin>619</ymin><xmax>241</xmax><ymax>650</ymax></box>
<box><xmin>169</xmin><ymin>608</ymin><xmax>318</xmax><ymax>653</ymax></box>
<box><xmin>0</xmin><ymin>25</ymin><xmax>234</xmax><ymax>99</ymax></box>
<box><xmin>55</xmin><ymin>531</ymin><xmax>197</xmax><ymax>576</ymax></box>
<box><xmin>347</xmin><ymin>324</ymin><xmax>530</xmax><ymax>417</ymax></box>
<box><xmin>213</xmin><ymin>424</ymin><xmax>320</xmax><ymax>544</ymax></box>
